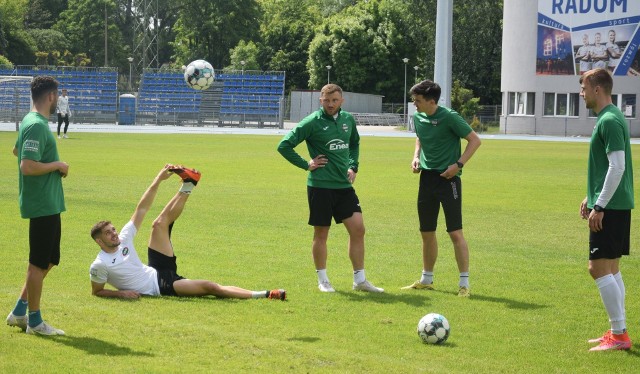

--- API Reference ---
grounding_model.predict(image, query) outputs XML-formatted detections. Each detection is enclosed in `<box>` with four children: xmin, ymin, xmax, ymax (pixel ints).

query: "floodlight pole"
<box><xmin>434</xmin><ymin>0</ymin><xmax>453</xmax><ymax>108</ymax></box>
<box><xmin>240</xmin><ymin>60</ymin><xmax>245</xmax><ymax>75</ymax></box>
<box><xmin>414</xmin><ymin>66</ymin><xmax>419</xmax><ymax>83</ymax></box>
<box><xmin>326</xmin><ymin>65</ymin><xmax>332</xmax><ymax>84</ymax></box>
<box><xmin>127</xmin><ymin>57</ymin><xmax>134</xmax><ymax>91</ymax></box>
<box><xmin>403</xmin><ymin>58</ymin><xmax>409</xmax><ymax>125</ymax></box>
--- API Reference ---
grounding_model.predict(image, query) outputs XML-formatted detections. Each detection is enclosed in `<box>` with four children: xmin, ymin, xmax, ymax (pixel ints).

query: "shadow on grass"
<box><xmin>44</xmin><ymin>335</ymin><xmax>154</xmax><ymax>357</ymax></box>
<box><xmin>287</xmin><ymin>336</ymin><xmax>321</xmax><ymax>343</ymax></box>
<box><xmin>335</xmin><ymin>290</ymin><xmax>431</xmax><ymax>307</ymax></box>
<box><xmin>432</xmin><ymin>289</ymin><xmax>548</xmax><ymax>310</ymax></box>
<box><xmin>625</xmin><ymin>348</ymin><xmax>640</xmax><ymax>358</ymax></box>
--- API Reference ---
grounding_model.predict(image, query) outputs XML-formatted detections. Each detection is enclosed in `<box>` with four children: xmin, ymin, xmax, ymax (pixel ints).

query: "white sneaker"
<box><xmin>26</xmin><ymin>321</ymin><xmax>65</xmax><ymax>336</ymax></box>
<box><xmin>318</xmin><ymin>281</ymin><xmax>335</xmax><ymax>293</ymax></box>
<box><xmin>63</xmin><ymin>134</ymin><xmax>68</xmax><ymax>139</ymax></box>
<box><xmin>353</xmin><ymin>280</ymin><xmax>384</xmax><ymax>293</ymax></box>
<box><xmin>57</xmin><ymin>135</ymin><xmax>61</xmax><ymax>139</ymax></box>
<box><xmin>6</xmin><ymin>312</ymin><xmax>28</xmax><ymax>331</ymax></box>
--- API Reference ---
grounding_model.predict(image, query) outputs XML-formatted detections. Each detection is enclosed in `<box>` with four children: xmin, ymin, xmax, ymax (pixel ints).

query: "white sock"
<box><xmin>179</xmin><ymin>182</ymin><xmax>195</xmax><ymax>194</ymax></box>
<box><xmin>613</xmin><ymin>272</ymin><xmax>626</xmax><ymax>320</ymax></box>
<box><xmin>420</xmin><ymin>270</ymin><xmax>433</xmax><ymax>285</ymax></box>
<box><xmin>251</xmin><ymin>291</ymin><xmax>267</xmax><ymax>299</ymax></box>
<box><xmin>595</xmin><ymin>274</ymin><xmax>626</xmax><ymax>334</ymax></box>
<box><xmin>459</xmin><ymin>272</ymin><xmax>469</xmax><ymax>288</ymax></box>
<box><xmin>316</xmin><ymin>269</ymin><xmax>329</xmax><ymax>284</ymax></box>
<box><xmin>353</xmin><ymin>269</ymin><xmax>365</xmax><ymax>284</ymax></box>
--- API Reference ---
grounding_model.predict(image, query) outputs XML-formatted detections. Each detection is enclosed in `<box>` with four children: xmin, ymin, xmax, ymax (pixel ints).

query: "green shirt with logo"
<box><xmin>587</xmin><ymin>104</ymin><xmax>634</xmax><ymax>210</ymax></box>
<box><xmin>278</xmin><ymin>108</ymin><xmax>359</xmax><ymax>189</ymax></box>
<box><xmin>414</xmin><ymin>106</ymin><xmax>473</xmax><ymax>174</ymax></box>
<box><xmin>15</xmin><ymin>112</ymin><xmax>66</xmax><ymax>219</ymax></box>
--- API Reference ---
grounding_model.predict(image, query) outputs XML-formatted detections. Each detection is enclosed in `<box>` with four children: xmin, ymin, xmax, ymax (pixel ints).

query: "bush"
<box><xmin>470</xmin><ymin>115</ymin><xmax>487</xmax><ymax>132</ymax></box>
<box><xmin>0</xmin><ymin>54</ymin><xmax>12</xmax><ymax>66</ymax></box>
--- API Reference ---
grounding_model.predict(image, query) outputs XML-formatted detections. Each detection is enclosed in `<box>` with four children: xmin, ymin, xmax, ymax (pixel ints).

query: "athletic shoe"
<box><xmin>589</xmin><ymin>331</ymin><xmax>631</xmax><ymax>351</ymax></box>
<box><xmin>63</xmin><ymin>134</ymin><xmax>68</xmax><ymax>139</ymax></box>
<box><xmin>26</xmin><ymin>321</ymin><xmax>65</xmax><ymax>336</ymax></box>
<box><xmin>401</xmin><ymin>281</ymin><xmax>435</xmax><ymax>290</ymax></box>
<box><xmin>588</xmin><ymin>330</ymin><xmax>612</xmax><ymax>344</ymax></box>
<box><xmin>57</xmin><ymin>135</ymin><xmax>61</xmax><ymax>139</ymax></box>
<box><xmin>168</xmin><ymin>165</ymin><xmax>201</xmax><ymax>185</ymax></box>
<box><xmin>318</xmin><ymin>281</ymin><xmax>335</xmax><ymax>293</ymax></box>
<box><xmin>6</xmin><ymin>312</ymin><xmax>28</xmax><ymax>331</ymax></box>
<box><xmin>458</xmin><ymin>286</ymin><xmax>471</xmax><ymax>297</ymax></box>
<box><xmin>353</xmin><ymin>280</ymin><xmax>384</xmax><ymax>293</ymax></box>
<box><xmin>268</xmin><ymin>289</ymin><xmax>286</xmax><ymax>301</ymax></box>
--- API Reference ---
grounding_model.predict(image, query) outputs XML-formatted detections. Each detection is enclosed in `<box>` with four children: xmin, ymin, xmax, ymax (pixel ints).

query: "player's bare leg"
<box><xmin>343</xmin><ymin>213</ymin><xmax>383</xmax><ymax>292</ymax></box>
<box><xmin>402</xmin><ymin>231</ymin><xmax>438</xmax><ymax>290</ymax></box>
<box><xmin>449</xmin><ymin>229</ymin><xmax>470</xmax><ymax>296</ymax></box>
<box><xmin>148</xmin><ymin>192</ymin><xmax>189</xmax><ymax>257</ymax></box>
<box><xmin>312</xmin><ymin>226</ymin><xmax>334</xmax><ymax>292</ymax></box>
<box><xmin>173</xmin><ymin>279</ymin><xmax>284</xmax><ymax>300</ymax></box>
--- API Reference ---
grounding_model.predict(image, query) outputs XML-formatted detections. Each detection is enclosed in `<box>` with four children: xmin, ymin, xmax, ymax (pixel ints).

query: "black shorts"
<box><xmin>417</xmin><ymin>170</ymin><xmax>462</xmax><ymax>232</ymax></box>
<box><xmin>148</xmin><ymin>248</ymin><xmax>185</xmax><ymax>296</ymax></box>
<box><xmin>307</xmin><ymin>186</ymin><xmax>362</xmax><ymax>226</ymax></box>
<box><xmin>589</xmin><ymin>209</ymin><xmax>631</xmax><ymax>260</ymax></box>
<box><xmin>29</xmin><ymin>214</ymin><xmax>61</xmax><ymax>270</ymax></box>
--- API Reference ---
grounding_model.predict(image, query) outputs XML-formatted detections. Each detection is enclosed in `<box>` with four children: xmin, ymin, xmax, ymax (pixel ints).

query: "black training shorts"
<box><xmin>148</xmin><ymin>248</ymin><xmax>185</xmax><ymax>296</ymax></box>
<box><xmin>417</xmin><ymin>170</ymin><xmax>462</xmax><ymax>232</ymax></box>
<box><xmin>307</xmin><ymin>186</ymin><xmax>362</xmax><ymax>226</ymax></box>
<box><xmin>29</xmin><ymin>214</ymin><xmax>61</xmax><ymax>270</ymax></box>
<box><xmin>589</xmin><ymin>209</ymin><xmax>631</xmax><ymax>260</ymax></box>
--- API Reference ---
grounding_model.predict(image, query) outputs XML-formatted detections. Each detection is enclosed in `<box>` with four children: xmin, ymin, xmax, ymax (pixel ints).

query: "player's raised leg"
<box><xmin>343</xmin><ymin>213</ymin><xmax>383</xmax><ymax>293</ymax></box>
<box><xmin>173</xmin><ymin>279</ymin><xmax>286</xmax><ymax>301</ymax></box>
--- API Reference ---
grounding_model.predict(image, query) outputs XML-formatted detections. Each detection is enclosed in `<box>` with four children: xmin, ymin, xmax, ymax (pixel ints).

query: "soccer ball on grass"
<box><xmin>184</xmin><ymin>59</ymin><xmax>214</xmax><ymax>90</ymax></box>
<box><xmin>417</xmin><ymin>313</ymin><xmax>450</xmax><ymax>344</ymax></box>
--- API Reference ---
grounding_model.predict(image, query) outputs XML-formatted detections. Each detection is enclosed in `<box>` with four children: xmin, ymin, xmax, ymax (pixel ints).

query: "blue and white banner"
<box><xmin>537</xmin><ymin>0</ymin><xmax>640</xmax><ymax>76</ymax></box>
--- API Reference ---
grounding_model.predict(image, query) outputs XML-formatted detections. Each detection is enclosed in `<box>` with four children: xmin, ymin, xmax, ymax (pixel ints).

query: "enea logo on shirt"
<box><xmin>326</xmin><ymin>139</ymin><xmax>349</xmax><ymax>151</ymax></box>
<box><xmin>23</xmin><ymin>139</ymin><xmax>39</xmax><ymax>152</ymax></box>
<box><xmin>122</xmin><ymin>247</ymin><xmax>129</xmax><ymax>256</ymax></box>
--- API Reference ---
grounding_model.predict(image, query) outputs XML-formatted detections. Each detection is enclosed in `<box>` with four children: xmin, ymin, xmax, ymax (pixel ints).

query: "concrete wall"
<box><xmin>290</xmin><ymin>90</ymin><xmax>383</xmax><ymax>122</ymax></box>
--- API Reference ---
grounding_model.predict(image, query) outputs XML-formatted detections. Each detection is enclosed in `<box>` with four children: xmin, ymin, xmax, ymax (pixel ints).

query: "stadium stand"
<box><xmin>0</xmin><ymin>65</ymin><xmax>118</xmax><ymax>124</ymax></box>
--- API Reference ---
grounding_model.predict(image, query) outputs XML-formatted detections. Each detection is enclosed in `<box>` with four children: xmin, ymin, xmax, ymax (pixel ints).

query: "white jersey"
<box><xmin>606</xmin><ymin>41</ymin><xmax>621</xmax><ymax>68</ymax></box>
<box><xmin>89</xmin><ymin>221</ymin><xmax>160</xmax><ymax>295</ymax></box>
<box><xmin>57</xmin><ymin>95</ymin><xmax>69</xmax><ymax>115</ymax></box>
<box><xmin>576</xmin><ymin>45</ymin><xmax>592</xmax><ymax>72</ymax></box>
<box><xmin>591</xmin><ymin>44</ymin><xmax>608</xmax><ymax>69</ymax></box>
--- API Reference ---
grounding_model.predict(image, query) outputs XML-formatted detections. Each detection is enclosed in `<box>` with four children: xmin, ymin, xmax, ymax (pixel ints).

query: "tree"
<box><xmin>451</xmin><ymin>80</ymin><xmax>481</xmax><ymax>121</ymax></box>
<box><xmin>258</xmin><ymin>0</ymin><xmax>320</xmax><ymax>90</ymax></box>
<box><xmin>27</xmin><ymin>29</ymin><xmax>70</xmax><ymax>53</ymax></box>
<box><xmin>0</xmin><ymin>0</ymin><xmax>37</xmax><ymax>64</ymax></box>
<box><xmin>55</xmin><ymin>0</ymin><xmax>128</xmax><ymax>69</ymax></box>
<box><xmin>226</xmin><ymin>40</ymin><xmax>260</xmax><ymax>71</ymax></box>
<box><xmin>171</xmin><ymin>0</ymin><xmax>260</xmax><ymax>68</ymax></box>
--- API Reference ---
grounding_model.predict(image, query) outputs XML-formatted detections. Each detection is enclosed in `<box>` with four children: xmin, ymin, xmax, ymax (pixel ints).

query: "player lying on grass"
<box><xmin>89</xmin><ymin>164</ymin><xmax>286</xmax><ymax>301</ymax></box>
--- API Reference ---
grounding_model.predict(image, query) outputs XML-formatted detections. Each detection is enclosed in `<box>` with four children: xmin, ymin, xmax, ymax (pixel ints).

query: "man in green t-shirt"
<box><xmin>6</xmin><ymin>76</ymin><xmax>69</xmax><ymax>336</ymax></box>
<box><xmin>579</xmin><ymin>68</ymin><xmax>633</xmax><ymax>351</ymax></box>
<box><xmin>277</xmin><ymin>84</ymin><xmax>383</xmax><ymax>293</ymax></box>
<box><xmin>401</xmin><ymin>80</ymin><xmax>481</xmax><ymax>297</ymax></box>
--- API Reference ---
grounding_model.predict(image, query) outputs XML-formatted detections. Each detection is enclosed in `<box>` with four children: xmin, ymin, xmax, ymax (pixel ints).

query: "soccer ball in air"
<box><xmin>184</xmin><ymin>59</ymin><xmax>214</xmax><ymax>90</ymax></box>
<box><xmin>417</xmin><ymin>313</ymin><xmax>450</xmax><ymax>344</ymax></box>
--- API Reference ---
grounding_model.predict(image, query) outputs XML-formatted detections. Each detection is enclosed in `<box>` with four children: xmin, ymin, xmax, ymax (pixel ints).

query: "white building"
<box><xmin>501</xmin><ymin>0</ymin><xmax>640</xmax><ymax>136</ymax></box>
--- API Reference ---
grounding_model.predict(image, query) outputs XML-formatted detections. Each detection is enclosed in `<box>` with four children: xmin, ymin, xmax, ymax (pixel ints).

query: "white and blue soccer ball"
<box><xmin>417</xmin><ymin>313</ymin><xmax>450</xmax><ymax>344</ymax></box>
<box><xmin>184</xmin><ymin>59</ymin><xmax>214</xmax><ymax>90</ymax></box>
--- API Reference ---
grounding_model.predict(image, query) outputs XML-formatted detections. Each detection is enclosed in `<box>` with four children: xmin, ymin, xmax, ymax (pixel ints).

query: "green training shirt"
<box><xmin>414</xmin><ymin>106</ymin><xmax>473</xmax><ymax>175</ymax></box>
<box><xmin>587</xmin><ymin>104</ymin><xmax>634</xmax><ymax>210</ymax></box>
<box><xmin>15</xmin><ymin>112</ymin><xmax>66</xmax><ymax>219</ymax></box>
<box><xmin>277</xmin><ymin>108</ymin><xmax>359</xmax><ymax>189</ymax></box>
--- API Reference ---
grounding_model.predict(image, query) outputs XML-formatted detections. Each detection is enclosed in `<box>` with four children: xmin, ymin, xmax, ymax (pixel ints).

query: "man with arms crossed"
<box><xmin>606</xmin><ymin>30</ymin><xmax>622</xmax><ymax>73</ymax></box>
<box><xmin>575</xmin><ymin>33</ymin><xmax>592</xmax><ymax>75</ymax></box>
<box><xmin>90</xmin><ymin>165</ymin><xmax>286</xmax><ymax>301</ymax></box>
<box><xmin>56</xmin><ymin>88</ymin><xmax>70</xmax><ymax>139</ymax></box>
<box><xmin>7</xmin><ymin>76</ymin><xmax>69</xmax><ymax>335</ymax></box>
<box><xmin>579</xmin><ymin>68</ymin><xmax>633</xmax><ymax>351</ymax></box>
<box><xmin>591</xmin><ymin>33</ymin><xmax>609</xmax><ymax>70</ymax></box>
<box><xmin>402</xmin><ymin>80</ymin><xmax>481</xmax><ymax>297</ymax></box>
<box><xmin>277</xmin><ymin>84</ymin><xmax>382</xmax><ymax>293</ymax></box>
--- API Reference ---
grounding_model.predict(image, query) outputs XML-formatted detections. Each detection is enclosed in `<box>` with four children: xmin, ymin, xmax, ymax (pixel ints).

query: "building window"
<box><xmin>543</xmin><ymin>39</ymin><xmax>552</xmax><ymax>57</ymax></box>
<box><xmin>544</xmin><ymin>93</ymin><xmax>579</xmax><ymax>116</ymax></box>
<box><xmin>507</xmin><ymin>92</ymin><xmax>534</xmax><ymax>115</ymax></box>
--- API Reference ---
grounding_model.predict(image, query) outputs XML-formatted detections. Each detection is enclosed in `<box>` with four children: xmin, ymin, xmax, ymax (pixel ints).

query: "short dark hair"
<box><xmin>410</xmin><ymin>80</ymin><xmax>441</xmax><ymax>103</ymax></box>
<box><xmin>321</xmin><ymin>84</ymin><xmax>343</xmax><ymax>97</ymax></box>
<box><xmin>31</xmin><ymin>76</ymin><xmax>58</xmax><ymax>102</ymax></box>
<box><xmin>91</xmin><ymin>221</ymin><xmax>112</xmax><ymax>240</ymax></box>
<box><xmin>579</xmin><ymin>68</ymin><xmax>613</xmax><ymax>95</ymax></box>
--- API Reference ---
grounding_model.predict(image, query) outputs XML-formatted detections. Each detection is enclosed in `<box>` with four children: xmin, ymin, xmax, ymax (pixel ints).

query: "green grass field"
<box><xmin>1</xmin><ymin>131</ymin><xmax>639</xmax><ymax>373</ymax></box>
